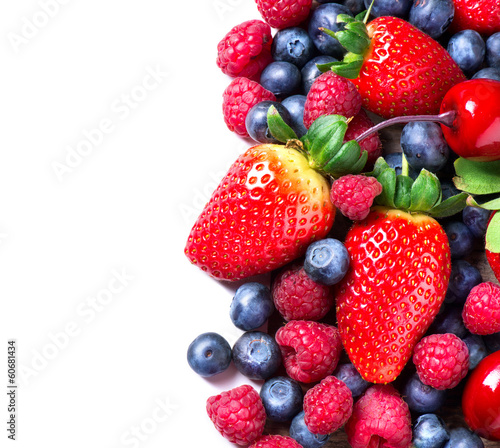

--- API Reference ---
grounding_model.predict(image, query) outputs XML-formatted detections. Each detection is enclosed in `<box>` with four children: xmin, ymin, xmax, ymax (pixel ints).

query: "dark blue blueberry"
<box><xmin>229</xmin><ymin>282</ymin><xmax>274</xmax><ymax>331</ymax></box>
<box><xmin>403</xmin><ymin>372</ymin><xmax>447</xmax><ymax>414</ymax></box>
<box><xmin>304</xmin><ymin>238</ymin><xmax>350</xmax><ymax>285</ymax></box>
<box><xmin>290</xmin><ymin>411</ymin><xmax>331</xmax><ymax>448</ymax></box>
<box><xmin>400</xmin><ymin>122</ymin><xmax>450</xmax><ymax>173</ymax></box>
<box><xmin>364</xmin><ymin>0</ymin><xmax>413</xmax><ymax>18</ymax></box>
<box><xmin>301</xmin><ymin>55</ymin><xmax>337</xmax><ymax>94</ymax></box>
<box><xmin>413</xmin><ymin>414</ymin><xmax>450</xmax><ymax>448</ymax></box>
<box><xmin>483</xmin><ymin>331</ymin><xmax>500</xmax><ymax>353</ymax></box>
<box><xmin>447</xmin><ymin>30</ymin><xmax>486</xmax><ymax>75</ymax></box>
<box><xmin>341</xmin><ymin>0</ymin><xmax>366</xmax><ymax>15</ymax></box>
<box><xmin>463</xmin><ymin>334</ymin><xmax>488</xmax><ymax>370</ymax></box>
<box><xmin>444</xmin><ymin>221</ymin><xmax>475</xmax><ymax>259</ymax></box>
<box><xmin>187</xmin><ymin>332</ymin><xmax>232</xmax><ymax>377</ymax></box>
<box><xmin>272</xmin><ymin>27</ymin><xmax>316</xmax><ymax>69</ymax></box>
<box><xmin>260</xmin><ymin>376</ymin><xmax>303</xmax><ymax>422</ymax></box>
<box><xmin>486</xmin><ymin>32</ymin><xmax>500</xmax><ymax>68</ymax></box>
<box><xmin>260</xmin><ymin>61</ymin><xmax>302</xmax><ymax>98</ymax></box>
<box><xmin>232</xmin><ymin>331</ymin><xmax>281</xmax><ymax>380</ymax></box>
<box><xmin>383</xmin><ymin>152</ymin><xmax>419</xmax><ymax>179</ymax></box>
<box><xmin>427</xmin><ymin>305</ymin><xmax>468</xmax><ymax>339</ymax></box>
<box><xmin>282</xmin><ymin>95</ymin><xmax>308</xmax><ymax>138</ymax></box>
<box><xmin>246</xmin><ymin>101</ymin><xmax>294</xmax><ymax>144</ymax></box>
<box><xmin>462</xmin><ymin>206</ymin><xmax>491</xmax><ymax>238</ymax></box>
<box><xmin>408</xmin><ymin>0</ymin><xmax>454</xmax><ymax>39</ymax></box>
<box><xmin>445</xmin><ymin>260</ymin><xmax>482</xmax><ymax>307</ymax></box>
<box><xmin>333</xmin><ymin>362</ymin><xmax>370</xmax><ymax>397</ymax></box>
<box><xmin>308</xmin><ymin>4</ymin><xmax>352</xmax><ymax>58</ymax></box>
<box><xmin>472</xmin><ymin>67</ymin><xmax>500</xmax><ymax>81</ymax></box>
<box><xmin>441</xmin><ymin>180</ymin><xmax>461</xmax><ymax>201</ymax></box>
<box><xmin>443</xmin><ymin>427</ymin><xmax>484</xmax><ymax>448</ymax></box>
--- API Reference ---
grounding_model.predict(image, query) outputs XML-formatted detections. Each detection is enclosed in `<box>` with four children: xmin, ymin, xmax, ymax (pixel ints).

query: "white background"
<box><xmin>0</xmin><ymin>1</ymin><xmax>268</xmax><ymax>447</ymax></box>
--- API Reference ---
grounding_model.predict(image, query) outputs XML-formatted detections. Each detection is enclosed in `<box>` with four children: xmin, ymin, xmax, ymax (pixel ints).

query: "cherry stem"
<box><xmin>355</xmin><ymin>110</ymin><xmax>456</xmax><ymax>143</ymax></box>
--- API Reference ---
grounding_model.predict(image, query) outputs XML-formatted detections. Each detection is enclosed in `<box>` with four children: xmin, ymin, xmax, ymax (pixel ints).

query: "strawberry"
<box><xmin>486</xmin><ymin>211</ymin><xmax>500</xmax><ymax>283</ymax></box>
<box><xmin>450</xmin><ymin>0</ymin><xmax>500</xmax><ymax>36</ymax></box>
<box><xmin>184</xmin><ymin>111</ymin><xmax>368</xmax><ymax>281</ymax></box>
<box><xmin>320</xmin><ymin>14</ymin><xmax>466</xmax><ymax>118</ymax></box>
<box><xmin>335</xmin><ymin>158</ymin><xmax>468</xmax><ymax>383</ymax></box>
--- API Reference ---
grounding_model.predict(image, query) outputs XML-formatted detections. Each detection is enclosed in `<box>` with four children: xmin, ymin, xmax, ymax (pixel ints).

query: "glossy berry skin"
<box><xmin>413</xmin><ymin>414</ymin><xmax>450</xmax><ymax>448</ymax></box>
<box><xmin>402</xmin><ymin>372</ymin><xmax>447</xmax><ymax>414</ymax></box>
<box><xmin>463</xmin><ymin>206</ymin><xmax>491</xmax><ymax>239</ymax></box>
<box><xmin>364</xmin><ymin>0</ymin><xmax>412</xmax><ymax>18</ymax></box>
<box><xmin>272</xmin><ymin>27</ymin><xmax>316</xmax><ymax>69</ymax></box>
<box><xmin>232</xmin><ymin>331</ymin><xmax>281</xmax><ymax>380</ymax></box>
<box><xmin>289</xmin><ymin>411</ymin><xmax>331</xmax><ymax>448</ymax></box>
<box><xmin>229</xmin><ymin>282</ymin><xmax>274</xmax><ymax>331</ymax></box>
<box><xmin>333</xmin><ymin>362</ymin><xmax>370</xmax><ymax>398</ymax></box>
<box><xmin>486</xmin><ymin>213</ymin><xmax>500</xmax><ymax>283</ymax></box>
<box><xmin>301</xmin><ymin>55</ymin><xmax>337</xmax><ymax>94</ymax></box>
<box><xmin>246</xmin><ymin>101</ymin><xmax>294</xmax><ymax>144</ymax></box>
<box><xmin>408</xmin><ymin>0</ymin><xmax>454</xmax><ymax>39</ymax></box>
<box><xmin>486</xmin><ymin>33</ymin><xmax>500</xmax><ymax>68</ymax></box>
<box><xmin>260</xmin><ymin>61</ymin><xmax>302</xmax><ymax>99</ymax></box>
<box><xmin>473</xmin><ymin>67</ymin><xmax>500</xmax><ymax>81</ymax></box>
<box><xmin>336</xmin><ymin>207</ymin><xmax>451</xmax><ymax>383</ymax></box>
<box><xmin>445</xmin><ymin>259</ymin><xmax>482</xmax><ymax>307</ymax></box>
<box><xmin>439</xmin><ymin>79</ymin><xmax>500</xmax><ymax>162</ymax></box>
<box><xmin>463</xmin><ymin>334</ymin><xmax>488</xmax><ymax>370</ymax></box>
<box><xmin>260</xmin><ymin>376</ymin><xmax>303</xmax><ymax>422</ymax></box>
<box><xmin>450</xmin><ymin>0</ymin><xmax>500</xmax><ymax>35</ymax></box>
<box><xmin>443</xmin><ymin>428</ymin><xmax>485</xmax><ymax>448</ymax></box>
<box><xmin>344</xmin><ymin>109</ymin><xmax>382</xmax><ymax>168</ymax></box>
<box><xmin>463</xmin><ymin>350</ymin><xmax>500</xmax><ymax>441</ymax></box>
<box><xmin>444</xmin><ymin>221</ymin><xmax>474</xmax><ymax>259</ymax></box>
<box><xmin>187</xmin><ymin>332</ymin><xmax>232</xmax><ymax>377</ymax></box>
<box><xmin>427</xmin><ymin>305</ymin><xmax>468</xmax><ymax>339</ymax></box>
<box><xmin>447</xmin><ymin>30</ymin><xmax>485</xmax><ymax>75</ymax></box>
<box><xmin>281</xmin><ymin>94</ymin><xmax>307</xmax><ymax>138</ymax></box>
<box><xmin>304</xmin><ymin>238</ymin><xmax>350</xmax><ymax>285</ymax></box>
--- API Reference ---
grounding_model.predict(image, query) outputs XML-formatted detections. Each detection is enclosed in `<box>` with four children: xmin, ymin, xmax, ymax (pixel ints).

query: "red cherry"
<box><xmin>462</xmin><ymin>350</ymin><xmax>500</xmax><ymax>441</ymax></box>
<box><xmin>440</xmin><ymin>79</ymin><xmax>500</xmax><ymax>162</ymax></box>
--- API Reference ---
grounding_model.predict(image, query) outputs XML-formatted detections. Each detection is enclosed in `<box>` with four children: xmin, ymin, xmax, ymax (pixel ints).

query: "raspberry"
<box><xmin>249</xmin><ymin>434</ymin><xmax>303</xmax><ymax>448</ymax></box>
<box><xmin>275</xmin><ymin>320</ymin><xmax>342</xmax><ymax>383</ymax></box>
<box><xmin>345</xmin><ymin>385</ymin><xmax>412</xmax><ymax>448</ymax></box>
<box><xmin>330</xmin><ymin>175</ymin><xmax>382</xmax><ymax>221</ymax></box>
<box><xmin>222</xmin><ymin>77</ymin><xmax>276</xmax><ymax>137</ymax></box>
<box><xmin>303</xmin><ymin>376</ymin><xmax>353</xmax><ymax>435</ymax></box>
<box><xmin>255</xmin><ymin>0</ymin><xmax>313</xmax><ymax>30</ymax></box>
<box><xmin>412</xmin><ymin>333</ymin><xmax>469</xmax><ymax>390</ymax></box>
<box><xmin>271</xmin><ymin>261</ymin><xmax>334</xmax><ymax>321</ymax></box>
<box><xmin>206</xmin><ymin>384</ymin><xmax>266</xmax><ymax>445</ymax></box>
<box><xmin>344</xmin><ymin>109</ymin><xmax>382</xmax><ymax>168</ymax></box>
<box><xmin>463</xmin><ymin>282</ymin><xmax>500</xmax><ymax>335</ymax></box>
<box><xmin>216</xmin><ymin>20</ymin><xmax>273</xmax><ymax>80</ymax></box>
<box><xmin>303</xmin><ymin>71</ymin><xmax>362</xmax><ymax>129</ymax></box>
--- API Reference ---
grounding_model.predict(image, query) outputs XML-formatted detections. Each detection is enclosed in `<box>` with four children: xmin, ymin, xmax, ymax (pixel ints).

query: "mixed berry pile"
<box><xmin>185</xmin><ymin>0</ymin><xmax>500</xmax><ymax>447</ymax></box>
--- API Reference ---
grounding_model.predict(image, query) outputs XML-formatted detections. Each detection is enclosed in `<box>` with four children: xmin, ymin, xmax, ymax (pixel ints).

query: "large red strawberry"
<box><xmin>450</xmin><ymin>0</ymin><xmax>500</xmax><ymax>36</ymax></box>
<box><xmin>321</xmin><ymin>14</ymin><xmax>466</xmax><ymax>118</ymax></box>
<box><xmin>335</xmin><ymin>158</ymin><xmax>468</xmax><ymax>383</ymax></box>
<box><xmin>185</xmin><ymin>113</ymin><xmax>368</xmax><ymax>281</ymax></box>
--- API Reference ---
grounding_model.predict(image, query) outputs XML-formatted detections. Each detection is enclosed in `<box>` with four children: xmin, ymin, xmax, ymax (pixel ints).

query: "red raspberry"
<box><xmin>330</xmin><ymin>175</ymin><xmax>382</xmax><ymax>221</ymax></box>
<box><xmin>249</xmin><ymin>434</ymin><xmax>303</xmax><ymax>448</ymax></box>
<box><xmin>303</xmin><ymin>376</ymin><xmax>353</xmax><ymax>435</ymax></box>
<box><xmin>303</xmin><ymin>71</ymin><xmax>362</xmax><ymax>129</ymax></box>
<box><xmin>412</xmin><ymin>333</ymin><xmax>469</xmax><ymax>390</ymax></box>
<box><xmin>255</xmin><ymin>0</ymin><xmax>313</xmax><ymax>30</ymax></box>
<box><xmin>216</xmin><ymin>20</ymin><xmax>273</xmax><ymax>81</ymax></box>
<box><xmin>345</xmin><ymin>385</ymin><xmax>412</xmax><ymax>448</ymax></box>
<box><xmin>271</xmin><ymin>261</ymin><xmax>334</xmax><ymax>321</ymax></box>
<box><xmin>206</xmin><ymin>384</ymin><xmax>266</xmax><ymax>445</ymax></box>
<box><xmin>222</xmin><ymin>77</ymin><xmax>276</xmax><ymax>136</ymax></box>
<box><xmin>275</xmin><ymin>320</ymin><xmax>342</xmax><ymax>383</ymax></box>
<box><xmin>463</xmin><ymin>282</ymin><xmax>500</xmax><ymax>335</ymax></box>
<box><xmin>344</xmin><ymin>109</ymin><xmax>382</xmax><ymax>168</ymax></box>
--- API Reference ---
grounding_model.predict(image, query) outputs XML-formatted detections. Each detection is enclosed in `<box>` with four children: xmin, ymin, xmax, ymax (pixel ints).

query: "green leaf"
<box><xmin>486</xmin><ymin>212</ymin><xmax>500</xmax><ymax>252</ymax></box>
<box><xmin>322</xmin><ymin>140</ymin><xmax>362</xmax><ymax>176</ymax></box>
<box><xmin>267</xmin><ymin>105</ymin><xmax>298</xmax><ymax>142</ymax></box>
<box><xmin>429</xmin><ymin>193</ymin><xmax>468</xmax><ymax>218</ymax></box>
<box><xmin>453</xmin><ymin>158</ymin><xmax>500</xmax><ymax>194</ymax></box>
<box><xmin>349</xmin><ymin>150</ymin><xmax>368</xmax><ymax>174</ymax></box>
<box><xmin>409</xmin><ymin>170</ymin><xmax>441</xmax><ymax>212</ymax></box>
<box><xmin>394</xmin><ymin>175</ymin><xmax>413</xmax><ymax>209</ymax></box>
<box><xmin>309</xmin><ymin>121</ymin><xmax>348</xmax><ymax>168</ymax></box>
<box><xmin>327</xmin><ymin>54</ymin><xmax>364</xmax><ymax>79</ymax></box>
<box><xmin>466</xmin><ymin>194</ymin><xmax>500</xmax><ymax>210</ymax></box>
<box><xmin>336</xmin><ymin>13</ymin><xmax>355</xmax><ymax>24</ymax></box>
<box><xmin>371</xmin><ymin>157</ymin><xmax>391</xmax><ymax>178</ymax></box>
<box><xmin>375</xmin><ymin>168</ymin><xmax>396</xmax><ymax>208</ymax></box>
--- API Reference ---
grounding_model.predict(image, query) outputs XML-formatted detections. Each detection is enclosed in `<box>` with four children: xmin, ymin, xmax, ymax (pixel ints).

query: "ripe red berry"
<box><xmin>413</xmin><ymin>333</ymin><xmax>469</xmax><ymax>390</ymax></box>
<box><xmin>255</xmin><ymin>0</ymin><xmax>313</xmax><ymax>30</ymax></box>
<box><xmin>249</xmin><ymin>434</ymin><xmax>303</xmax><ymax>448</ymax></box>
<box><xmin>344</xmin><ymin>109</ymin><xmax>382</xmax><ymax>168</ymax></box>
<box><xmin>463</xmin><ymin>282</ymin><xmax>500</xmax><ymax>335</ymax></box>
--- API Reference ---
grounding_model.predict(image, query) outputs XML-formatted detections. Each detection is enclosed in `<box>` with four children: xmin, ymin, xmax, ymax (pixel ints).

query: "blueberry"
<box><xmin>383</xmin><ymin>152</ymin><xmax>419</xmax><ymax>179</ymax></box>
<box><xmin>486</xmin><ymin>32</ymin><xmax>500</xmax><ymax>68</ymax></box>
<box><xmin>445</xmin><ymin>260</ymin><xmax>482</xmax><ymax>307</ymax></box>
<box><xmin>187</xmin><ymin>332</ymin><xmax>232</xmax><ymax>377</ymax></box>
<box><xmin>304</xmin><ymin>238</ymin><xmax>350</xmax><ymax>285</ymax></box>
<box><xmin>443</xmin><ymin>427</ymin><xmax>484</xmax><ymax>448</ymax></box>
<box><xmin>289</xmin><ymin>411</ymin><xmax>331</xmax><ymax>448</ymax></box>
<box><xmin>400</xmin><ymin>122</ymin><xmax>450</xmax><ymax>173</ymax></box>
<box><xmin>260</xmin><ymin>61</ymin><xmax>301</xmax><ymax>98</ymax></box>
<box><xmin>232</xmin><ymin>331</ymin><xmax>281</xmax><ymax>380</ymax></box>
<box><xmin>447</xmin><ymin>30</ymin><xmax>486</xmax><ymax>75</ymax></box>
<box><xmin>441</xmin><ymin>180</ymin><xmax>461</xmax><ymax>201</ymax></box>
<box><xmin>403</xmin><ymin>372</ymin><xmax>447</xmax><ymax>414</ymax></box>
<box><xmin>229</xmin><ymin>282</ymin><xmax>274</xmax><ymax>331</ymax></box>
<box><xmin>427</xmin><ymin>305</ymin><xmax>468</xmax><ymax>339</ymax></box>
<box><xmin>272</xmin><ymin>27</ymin><xmax>316</xmax><ymax>69</ymax></box>
<box><xmin>444</xmin><ymin>221</ymin><xmax>475</xmax><ymax>259</ymax></box>
<box><xmin>364</xmin><ymin>0</ymin><xmax>413</xmax><ymax>18</ymax></box>
<box><xmin>260</xmin><ymin>376</ymin><xmax>303</xmax><ymax>422</ymax></box>
<box><xmin>463</xmin><ymin>334</ymin><xmax>488</xmax><ymax>370</ymax></box>
<box><xmin>413</xmin><ymin>414</ymin><xmax>450</xmax><ymax>448</ymax></box>
<box><xmin>462</xmin><ymin>206</ymin><xmax>491</xmax><ymax>238</ymax></box>
<box><xmin>246</xmin><ymin>101</ymin><xmax>294</xmax><ymax>144</ymax></box>
<box><xmin>333</xmin><ymin>362</ymin><xmax>370</xmax><ymax>397</ymax></box>
<box><xmin>281</xmin><ymin>95</ymin><xmax>308</xmax><ymax>138</ymax></box>
<box><xmin>308</xmin><ymin>4</ymin><xmax>353</xmax><ymax>58</ymax></box>
<box><xmin>341</xmin><ymin>0</ymin><xmax>366</xmax><ymax>15</ymax></box>
<box><xmin>408</xmin><ymin>0</ymin><xmax>454</xmax><ymax>39</ymax></box>
<box><xmin>483</xmin><ymin>331</ymin><xmax>500</xmax><ymax>353</ymax></box>
<box><xmin>472</xmin><ymin>67</ymin><xmax>500</xmax><ymax>81</ymax></box>
<box><xmin>301</xmin><ymin>55</ymin><xmax>337</xmax><ymax>94</ymax></box>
